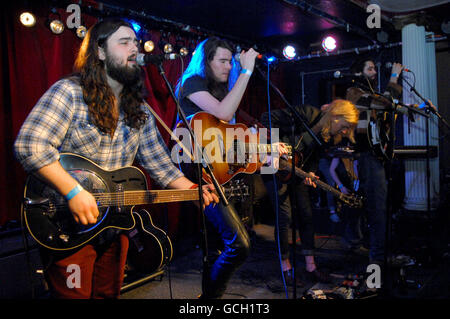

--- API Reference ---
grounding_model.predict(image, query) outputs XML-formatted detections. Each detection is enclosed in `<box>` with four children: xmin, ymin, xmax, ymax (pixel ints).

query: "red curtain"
<box><xmin>0</xmin><ymin>3</ymin><xmax>287</xmax><ymax>237</ymax></box>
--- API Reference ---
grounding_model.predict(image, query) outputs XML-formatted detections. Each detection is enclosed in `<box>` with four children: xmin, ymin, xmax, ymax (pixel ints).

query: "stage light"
<box><xmin>20</xmin><ymin>12</ymin><xmax>36</xmax><ymax>27</ymax></box>
<box><xmin>158</xmin><ymin>33</ymin><xmax>174</xmax><ymax>54</ymax></box>
<box><xmin>163</xmin><ymin>43</ymin><xmax>173</xmax><ymax>53</ymax></box>
<box><xmin>50</xmin><ymin>19</ymin><xmax>64</xmax><ymax>34</ymax></box>
<box><xmin>174</xmin><ymin>38</ymin><xmax>188</xmax><ymax>56</ymax></box>
<box><xmin>322</xmin><ymin>36</ymin><xmax>337</xmax><ymax>52</ymax></box>
<box><xmin>179</xmin><ymin>46</ymin><xmax>189</xmax><ymax>56</ymax></box>
<box><xmin>282</xmin><ymin>45</ymin><xmax>296</xmax><ymax>60</ymax></box>
<box><xmin>47</xmin><ymin>8</ymin><xmax>65</xmax><ymax>35</ymax></box>
<box><xmin>76</xmin><ymin>25</ymin><xmax>87</xmax><ymax>39</ymax></box>
<box><xmin>144</xmin><ymin>40</ymin><xmax>155</xmax><ymax>52</ymax></box>
<box><xmin>266</xmin><ymin>56</ymin><xmax>276</xmax><ymax>63</ymax></box>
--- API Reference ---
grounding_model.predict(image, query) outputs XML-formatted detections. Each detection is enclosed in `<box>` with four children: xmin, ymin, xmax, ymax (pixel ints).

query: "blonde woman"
<box><xmin>260</xmin><ymin>99</ymin><xmax>358</xmax><ymax>286</ymax></box>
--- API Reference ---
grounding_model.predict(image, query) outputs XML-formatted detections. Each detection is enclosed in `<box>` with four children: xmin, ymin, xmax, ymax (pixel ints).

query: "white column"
<box><xmin>402</xmin><ymin>24</ymin><xmax>440</xmax><ymax>211</ymax></box>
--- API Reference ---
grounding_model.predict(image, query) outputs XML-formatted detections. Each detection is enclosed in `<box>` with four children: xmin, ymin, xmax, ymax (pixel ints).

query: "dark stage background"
<box><xmin>0</xmin><ymin>2</ymin><xmax>290</xmax><ymax>236</ymax></box>
<box><xmin>1</xmin><ymin>1</ymin><xmax>449</xmax><ymax>240</ymax></box>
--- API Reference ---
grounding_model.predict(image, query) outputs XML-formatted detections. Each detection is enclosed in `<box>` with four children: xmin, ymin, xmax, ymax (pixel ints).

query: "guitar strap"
<box><xmin>143</xmin><ymin>103</ymin><xmax>195</xmax><ymax>162</ymax></box>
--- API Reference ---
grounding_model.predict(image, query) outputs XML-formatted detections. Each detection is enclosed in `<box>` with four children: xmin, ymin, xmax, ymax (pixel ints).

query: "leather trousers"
<box><xmin>200</xmin><ymin>201</ymin><xmax>251</xmax><ymax>299</ymax></box>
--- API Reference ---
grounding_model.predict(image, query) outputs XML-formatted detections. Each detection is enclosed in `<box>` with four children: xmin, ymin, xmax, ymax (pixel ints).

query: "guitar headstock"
<box><xmin>341</xmin><ymin>193</ymin><xmax>365</xmax><ymax>209</ymax></box>
<box><xmin>223</xmin><ymin>179</ymin><xmax>250</xmax><ymax>202</ymax></box>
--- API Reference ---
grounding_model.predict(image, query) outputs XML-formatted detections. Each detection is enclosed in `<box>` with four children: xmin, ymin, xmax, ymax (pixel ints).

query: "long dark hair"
<box><xmin>175</xmin><ymin>37</ymin><xmax>239</xmax><ymax>101</ymax></box>
<box><xmin>74</xmin><ymin>18</ymin><xmax>147</xmax><ymax>136</ymax></box>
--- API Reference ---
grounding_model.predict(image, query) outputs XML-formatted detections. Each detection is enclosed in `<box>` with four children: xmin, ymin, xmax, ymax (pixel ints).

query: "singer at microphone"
<box><xmin>136</xmin><ymin>52</ymin><xmax>179</xmax><ymax>66</ymax></box>
<box><xmin>234</xmin><ymin>51</ymin><xmax>269</xmax><ymax>62</ymax></box>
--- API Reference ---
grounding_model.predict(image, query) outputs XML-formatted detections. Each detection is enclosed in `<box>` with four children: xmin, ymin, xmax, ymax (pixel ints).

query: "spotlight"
<box><xmin>174</xmin><ymin>38</ymin><xmax>189</xmax><ymax>56</ymax></box>
<box><xmin>266</xmin><ymin>56</ymin><xmax>277</xmax><ymax>63</ymax></box>
<box><xmin>144</xmin><ymin>40</ymin><xmax>155</xmax><ymax>52</ymax></box>
<box><xmin>158</xmin><ymin>32</ymin><xmax>173</xmax><ymax>54</ymax></box>
<box><xmin>76</xmin><ymin>25</ymin><xmax>87</xmax><ymax>39</ymax></box>
<box><xmin>321</xmin><ymin>36</ymin><xmax>337</xmax><ymax>52</ymax></box>
<box><xmin>163</xmin><ymin>43</ymin><xmax>173</xmax><ymax>53</ymax></box>
<box><xmin>179</xmin><ymin>46</ymin><xmax>189</xmax><ymax>56</ymax></box>
<box><xmin>282</xmin><ymin>45</ymin><xmax>296</xmax><ymax>60</ymax></box>
<box><xmin>20</xmin><ymin>12</ymin><xmax>36</xmax><ymax>27</ymax></box>
<box><xmin>50</xmin><ymin>19</ymin><xmax>64</xmax><ymax>34</ymax></box>
<box><xmin>48</xmin><ymin>9</ymin><xmax>64</xmax><ymax>35</ymax></box>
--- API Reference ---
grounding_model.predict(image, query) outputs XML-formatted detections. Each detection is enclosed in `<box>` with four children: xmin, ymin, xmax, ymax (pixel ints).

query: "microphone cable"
<box><xmin>264</xmin><ymin>62</ymin><xmax>289</xmax><ymax>299</ymax></box>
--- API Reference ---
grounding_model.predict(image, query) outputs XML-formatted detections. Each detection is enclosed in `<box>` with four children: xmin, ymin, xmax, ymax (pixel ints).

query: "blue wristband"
<box><xmin>65</xmin><ymin>184</ymin><xmax>83</xmax><ymax>201</ymax></box>
<box><xmin>240</xmin><ymin>69</ymin><xmax>252</xmax><ymax>76</ymax></box>
<box><xmin>391</xmin><ymin>73</ymin><xmax>398</xmax><ymax>78</ymax></box>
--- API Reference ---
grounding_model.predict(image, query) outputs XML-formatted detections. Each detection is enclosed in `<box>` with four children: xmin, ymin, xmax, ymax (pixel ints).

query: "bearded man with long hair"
<box><xmin>14</xmin><ymin>19</ymin><xmax>218</xmax><ymax>299</ymax></box>
<box><xmin>345</xmin><ymin>57</ymin><xmax>405</xmax><ymax>273</ymax></box>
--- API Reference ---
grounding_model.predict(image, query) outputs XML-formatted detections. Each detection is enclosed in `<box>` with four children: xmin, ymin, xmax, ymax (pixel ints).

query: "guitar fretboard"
<box><xmin>279</xmin><ymin>160</ymin><xmax>344</xmax><ymax>199</ymax></box>
<box><xmin>244</xmin><ymin>143</ymin><xmax>292</xmax><ymax>155</ymax></box>
<box><xmin>92</xmin><ymin>189</ymin><xmax>200</xmax><ymax>207</ymax></box>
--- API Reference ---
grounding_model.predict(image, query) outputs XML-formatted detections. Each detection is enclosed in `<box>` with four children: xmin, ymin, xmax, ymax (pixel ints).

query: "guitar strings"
<box><xmin>47</xmin><ymin>190</ymin><xmax>200</xmax><ymax>210</ymax></box>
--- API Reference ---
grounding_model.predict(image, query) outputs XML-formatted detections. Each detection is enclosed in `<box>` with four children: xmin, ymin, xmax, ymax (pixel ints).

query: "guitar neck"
<box><xmin>246</xmin><ymin>143</ymin><xmax>292</xmax><ymax>155</ymax></box>
<box><xmin>92</xmin><ymin>189</ymin><xmax>199</xmax><ymax>207</ymax></box>
<box><xmin>279</xmin><ymin>159</ymin><xmax>343</xmax><ymax>199</ymax></box>
<box><xmin>310</xmin><ymin>177</ymin><xmax>344</xmax><ymax>198</ymax></box>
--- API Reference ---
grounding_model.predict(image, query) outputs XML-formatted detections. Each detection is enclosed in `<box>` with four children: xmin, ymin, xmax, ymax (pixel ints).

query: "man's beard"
<box><xmin>355</xmin><ymin>74</ymin><xmax>378</xmax><ymax>90</ymax></box>
<box><xmin>105</xmin><ymin>54</ymin><xmax>141</xmax><ymax>86</ymax></box>
<box><xmin>367</xmin><ymin>75</ymin><xmax>378</xmax><ymax>88</ymax></box>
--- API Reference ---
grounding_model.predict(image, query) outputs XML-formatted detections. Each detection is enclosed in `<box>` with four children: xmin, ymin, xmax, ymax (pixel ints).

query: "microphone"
<box><xmin>333</xmin><ymin>71</ymin><xmax>363</xmax><ymax>79</ymax></box>
<box><xmin>136</xmin><ymin>52</ymin><xmax>179</xmax><ymax>66</ymax></box>
<box><xmin>385</xmin><ymin>62</ymin><xmax>411</xmax><ymax>72</ymax></box>
<box><xmin>234</xmin><ymin>52</ymin><xmax>266</xmax><ymax>62</ymax></box>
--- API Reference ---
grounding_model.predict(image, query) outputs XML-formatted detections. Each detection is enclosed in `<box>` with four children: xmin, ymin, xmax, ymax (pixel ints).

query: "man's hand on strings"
<box><xmin>192</xmin><ymin>184</ymin><xmax>220</xmax><ymax>208</ymax></box>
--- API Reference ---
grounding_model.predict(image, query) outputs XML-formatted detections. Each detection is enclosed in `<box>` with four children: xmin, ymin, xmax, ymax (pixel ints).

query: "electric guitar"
<box><xmin>279</xmin><ymin>159</ymin><xmax>364</xmax><ymax>209</ymax></box>
<box><xmin>176</xmin><ymin>111</ymin><xmax>292</xmax><ymax>185</ymax></box>
<box><xmin>22</xmin><ymin>153</ymin><xmax>247</xmax><ymax>252</ymax></box>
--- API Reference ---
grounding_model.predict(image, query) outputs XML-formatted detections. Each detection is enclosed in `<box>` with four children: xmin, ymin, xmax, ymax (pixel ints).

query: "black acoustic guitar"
<box><xmin>126</xmin><ymin>209</ymin><xmax>174</xmax><ymax>274</ymax></box>
<box><xmin>22</xmin><ymin>153</ymin><xmax>246</xmax><ymax>254</ymax></box>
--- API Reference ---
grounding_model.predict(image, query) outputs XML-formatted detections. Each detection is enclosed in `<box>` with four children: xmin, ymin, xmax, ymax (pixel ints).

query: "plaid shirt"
<box><xmin>14</xmin><ymin>77</ymin><xmax>184</xmax><ymax>188</ymax></box>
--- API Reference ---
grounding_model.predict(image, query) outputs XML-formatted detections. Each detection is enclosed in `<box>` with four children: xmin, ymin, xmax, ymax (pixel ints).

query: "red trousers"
<box><xmin>43</xmin><ymin>234</ymin><xmax>129</xmax><ymax>299</ymax></box>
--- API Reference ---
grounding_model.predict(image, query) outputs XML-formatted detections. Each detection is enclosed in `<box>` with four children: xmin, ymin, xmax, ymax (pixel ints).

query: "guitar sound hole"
<box><xmin>45</xmin><ymin>168</ymin><xmax>111</xmax><ymax>235</ymax></box>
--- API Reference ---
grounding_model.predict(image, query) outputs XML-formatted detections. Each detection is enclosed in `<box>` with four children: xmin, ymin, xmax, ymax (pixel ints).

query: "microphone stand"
<box><xmin>401</xmin><ymin>77</ymin><xmax>449</xmax><ymax>217</ymax></box>
<box><xmin>401</xmin><ymin>75</ymin><xmax>449</xmax><ymax>270</ymax></box>
<box><xmin>405</xmin><ymin>79</ymin><xmax>449</xmax><ymax>130</ymax></box>
<box><xmin>354</xmin><ymin>79</ymin><xmax>429</xmax><ymax>296</ymax></box>
<box><xmin>256</xmin><ymin>65</ymin><xmax>322</xmax><ymax>299</ymax></box>
<box><xmin>155</xmin><ymin>61</ymin><xmax>230</xmax><ymax>295</ymax></box>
